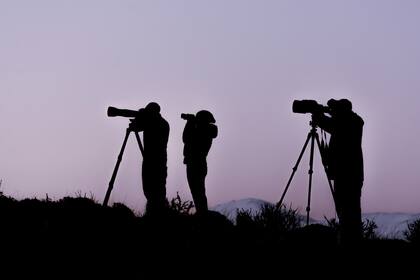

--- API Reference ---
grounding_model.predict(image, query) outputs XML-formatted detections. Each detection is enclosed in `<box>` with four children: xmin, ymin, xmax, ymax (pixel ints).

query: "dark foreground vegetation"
<box><xmin>0</xmin><ymin>193</ymin><xmax>418</xmax><ymax>275</ymax></box>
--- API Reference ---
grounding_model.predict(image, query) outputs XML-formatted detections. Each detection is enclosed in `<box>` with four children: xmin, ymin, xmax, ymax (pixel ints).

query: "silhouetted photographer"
<box><xmin>105</xmin><ymin>102</ymin><xmax>170</xmax><ymax>215</ymax></box>
<box><xmin>182</xmin><ymin>110</ymin><xmax>218</xmax><ymax>214</ymax></box>
<box><xmin>312</xmin><ymin>99</ymin><xmax>364</xmax><ymax>244</ymax></box>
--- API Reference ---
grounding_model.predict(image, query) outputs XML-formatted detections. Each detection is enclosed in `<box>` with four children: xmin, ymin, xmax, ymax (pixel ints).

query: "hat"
<box><xmin>327</xmin><ymin>99</ymin><xmax>352</xmax><ymax>112</ymax></box>
<box><xmin>145</xmin><ymin>102</ymin><xmax>161</xmax><ymax>113</ymax></box>
<box><xmin>196</xmin><ymin>110</ymin><xmax>216</xmax><ymax>123</ymax></box>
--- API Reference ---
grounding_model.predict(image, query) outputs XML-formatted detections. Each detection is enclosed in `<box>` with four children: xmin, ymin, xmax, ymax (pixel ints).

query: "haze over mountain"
<box><xmin>212</xmin><ymin>198</ymin><xmax>420</xmax><ymax>239</ymax></box>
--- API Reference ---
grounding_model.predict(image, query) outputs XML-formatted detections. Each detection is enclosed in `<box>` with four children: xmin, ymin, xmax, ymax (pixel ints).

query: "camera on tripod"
<box><xmin>103</xmin><ymin>106</ymin><xmax>146</xmax><ymax>206</ymax></box>
<box><xmin>277</xmin><ymin>99</ymin><xmax>336</xmax><ymax>225</ymax></box>
<box><xmin>292</xmin><ymin>100</ymin><xmax>330</xmax><ymax>115</ymax></box>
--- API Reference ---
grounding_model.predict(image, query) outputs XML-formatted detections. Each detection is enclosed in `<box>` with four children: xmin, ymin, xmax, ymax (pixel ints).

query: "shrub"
<box><xmin>236</xmin><ymin>203</ymin><xmax>302</xmax><ymax>234</ymax></box>
<box><xmin>169</xmin><ymin>192</ymin><xmax>194</xmax><ymax>215</ymax></box>
<box><xmin>324</xmin><ymin>217</ymin><xmax>379</xmax><ymax>240</ymax></box>
<box><xmin>362</xmin><ymin>219</ymin><xmax>378</xmax><ymax>240</ymax></box>
<box><xmin>404</xmin><ymin>219</ymin><xmax>420</xmax><ymax>244</ymax></box>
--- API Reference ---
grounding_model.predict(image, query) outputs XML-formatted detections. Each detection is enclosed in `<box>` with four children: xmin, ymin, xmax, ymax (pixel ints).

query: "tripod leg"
<box><xmin>305</xmin><ymin>132</ymin><xmax>316</xmax><ymax>226</ymax></box>
<box><xmin>314</xmin><ymin>133</ymin><xmax>336</xmax><ymax>206</ymax></box>
<box><xmin>103</xmin><ymin>129</ymin><xmax>131</xmax><ymax>207</ymax></box>
<box><xmin>277</xmin><ymin>131</ymin><xmax>312</xmax><ymax>208</ymax></box>
<box><xmin>134</xmin><ymin>132</ymin><xmax>145</xmax><ymax>157</ymax></box>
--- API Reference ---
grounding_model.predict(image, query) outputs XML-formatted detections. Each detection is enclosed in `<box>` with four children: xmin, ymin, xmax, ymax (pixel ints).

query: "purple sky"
<box><xmin>1</xmin><ymin>0</ymin><xmax>420</xmax><ymax>218</ymax></box>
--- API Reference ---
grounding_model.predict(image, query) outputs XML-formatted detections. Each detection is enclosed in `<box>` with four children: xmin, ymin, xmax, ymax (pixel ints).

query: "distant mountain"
<box><xmin>211</xmin><ymin>198</ymin><xmax>420</xmax><ymax>239</ymax></box>
<box><xmin>211</xmin><ymin>198</ymin><xmax>269</xmax><ymax>221</ymax></box>
<box><xmin>362</xmin><ymin>212</ymin><xmax>420</xmax><ymax>239</ymax></box>
<box><xmin>211</xmin><ymin>198</ymin><xmax>318</xmax><ymax>224</ymax></box>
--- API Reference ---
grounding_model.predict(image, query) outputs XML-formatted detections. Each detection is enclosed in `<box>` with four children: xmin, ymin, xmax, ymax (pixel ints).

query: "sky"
<box><xmin>1</xmin><ymin>0</ymin><xmax>420</xmax><ymax>218</ymax></box>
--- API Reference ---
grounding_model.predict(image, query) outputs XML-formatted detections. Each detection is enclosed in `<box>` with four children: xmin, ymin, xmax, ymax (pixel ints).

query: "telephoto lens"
<box><xmin>107</xmin><ymin>107</ymin><xmax>141</xmax><ymax>118</ymax></box>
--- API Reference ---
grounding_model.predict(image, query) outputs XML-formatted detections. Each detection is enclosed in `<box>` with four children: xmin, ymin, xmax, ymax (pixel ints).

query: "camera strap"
<box><xmin>319</xmin><ymin>129</ymin><xmax>329</xmax><ymax>165</ymax></box>
<box><xmin>321</xmin><ymin>129</ymin><xmax>328</xmax><ymax>149</ymax></box>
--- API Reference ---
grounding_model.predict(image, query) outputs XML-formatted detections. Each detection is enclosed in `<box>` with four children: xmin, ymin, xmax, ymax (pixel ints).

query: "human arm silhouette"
<box><xmin>313</xmin><ymin>113</ymin><xmax>334</xmax><ymax>133</ymax></box>
<box><xmin>182</xmin><ymin>118</ymin><xmax>196</xmax><ymax>144</ymax></box>
<box><xmin>208</xmin><ymin>123</ymin><xmax>218</xmax><ymax>139</ymax></box>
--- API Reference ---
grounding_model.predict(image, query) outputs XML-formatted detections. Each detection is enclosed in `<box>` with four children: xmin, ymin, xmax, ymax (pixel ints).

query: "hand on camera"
<box><xmin>128</xmin><ymin>119</ymin><xmax>140</xmax><ymax>131</ymax></box>
<box><xmin>181</xmin><ymin>113</ymin><xmax>195</xmax><ymax>121</ymax></box>
<box><xmin>311</xmin><ymin>112</ymin><xmax>323</xmax><ymax>125</ymax></box>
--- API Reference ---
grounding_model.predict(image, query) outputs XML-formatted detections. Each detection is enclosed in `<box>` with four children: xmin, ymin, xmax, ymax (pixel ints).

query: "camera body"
<box><xmin>292</xmin><ymin>100</ymin><xmax>330</xmax><ymax>114</ymax></box>
<box><xmin>181</xmin><ymin>113</ymin><xmax>195</xmax><ymax>121</ymax></box>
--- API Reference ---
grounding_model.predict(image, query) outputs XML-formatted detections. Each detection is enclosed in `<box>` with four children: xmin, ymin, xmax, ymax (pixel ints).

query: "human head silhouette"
<box><xmin>327</xmin><ymin>99</ymin><xmax>352</xmax><ymax>116</ymax></box>
<box><xmin>196</xmin><ymin>110</ymin><xmax>216</xmax><ymax>124</ymax></box>
<box><xmin>145</xmin><ymin>102</ymin><xmax>161</xmax><ymax>115</ymax></box>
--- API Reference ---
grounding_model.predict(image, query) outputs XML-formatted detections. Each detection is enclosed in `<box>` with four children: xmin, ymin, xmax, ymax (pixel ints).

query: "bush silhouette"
<box><xmin>235</xmin><ymin>203</ymin><xmax>303</xmax><ymax>249</ymax></box>
<box><xmin>237</xmin><ymin>204</ymin><xmax>301</xmax><ymax>232</ymax></box>
<box><xmin>0</xmin><ymin>190</ymin><xmax>416</xmax><ymax>270</ymax></box>
<box><xmin>169</xmin><ymin>192</ymin><xmax>194</xmax><ymax>215</ymax></box>
<box><xmin>324</xmin><ymin>217</ymin><xmax>379</xmax><ymax>240</ymax></box>
<box><xmin>362</xmin><ymin>219</ymin><xmax>379</xmax><ymax>240</ymax></box>
<box><xmin>404</xmin><ymin>219</ymin><xmax>420</xmax><ymax>244</ymax></box>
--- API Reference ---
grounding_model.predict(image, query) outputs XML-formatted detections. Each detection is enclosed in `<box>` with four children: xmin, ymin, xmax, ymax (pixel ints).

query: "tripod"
<box><xmin>103</xmin><ymin>127</ymin><xmax>144</xmax><ymax>207</ymax></box>
<box><xmin>277</xmin><ymin>119</ymin><xmax>336</xmax><ymax>226</ymax></box>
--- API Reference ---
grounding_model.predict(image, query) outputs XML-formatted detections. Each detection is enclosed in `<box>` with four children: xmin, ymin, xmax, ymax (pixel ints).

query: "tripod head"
<box><xmin>309</xmin><ymin>120</ymin><xmax>317</xmax><ymax>130</ymax></box>
<box><xmin>309</xmin><ymin>113</ymin><xmax>321</xmax><ymax>130</ymax></box>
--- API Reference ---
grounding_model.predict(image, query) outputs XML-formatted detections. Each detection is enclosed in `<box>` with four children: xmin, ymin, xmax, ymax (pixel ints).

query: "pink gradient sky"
<box><xmin>1</xmin><ymin>0</ymin><xmax>420</xmax><ymax>218</ymax></box>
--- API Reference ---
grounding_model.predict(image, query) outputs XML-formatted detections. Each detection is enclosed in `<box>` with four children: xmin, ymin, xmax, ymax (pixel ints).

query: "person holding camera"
<box><xmin>182</xmin><ymin>110</ymin><xmax>218</xmax><ymax>214</ymax></box>
<box><xmin>312</xmin><ymin>99</ymin><xmax>364</xmax><ymax>244</ymax></box>
<box><xmin>129</xmin><ymin>102</ymin><xmax>170</xmax><ymax>215</ymax></box>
